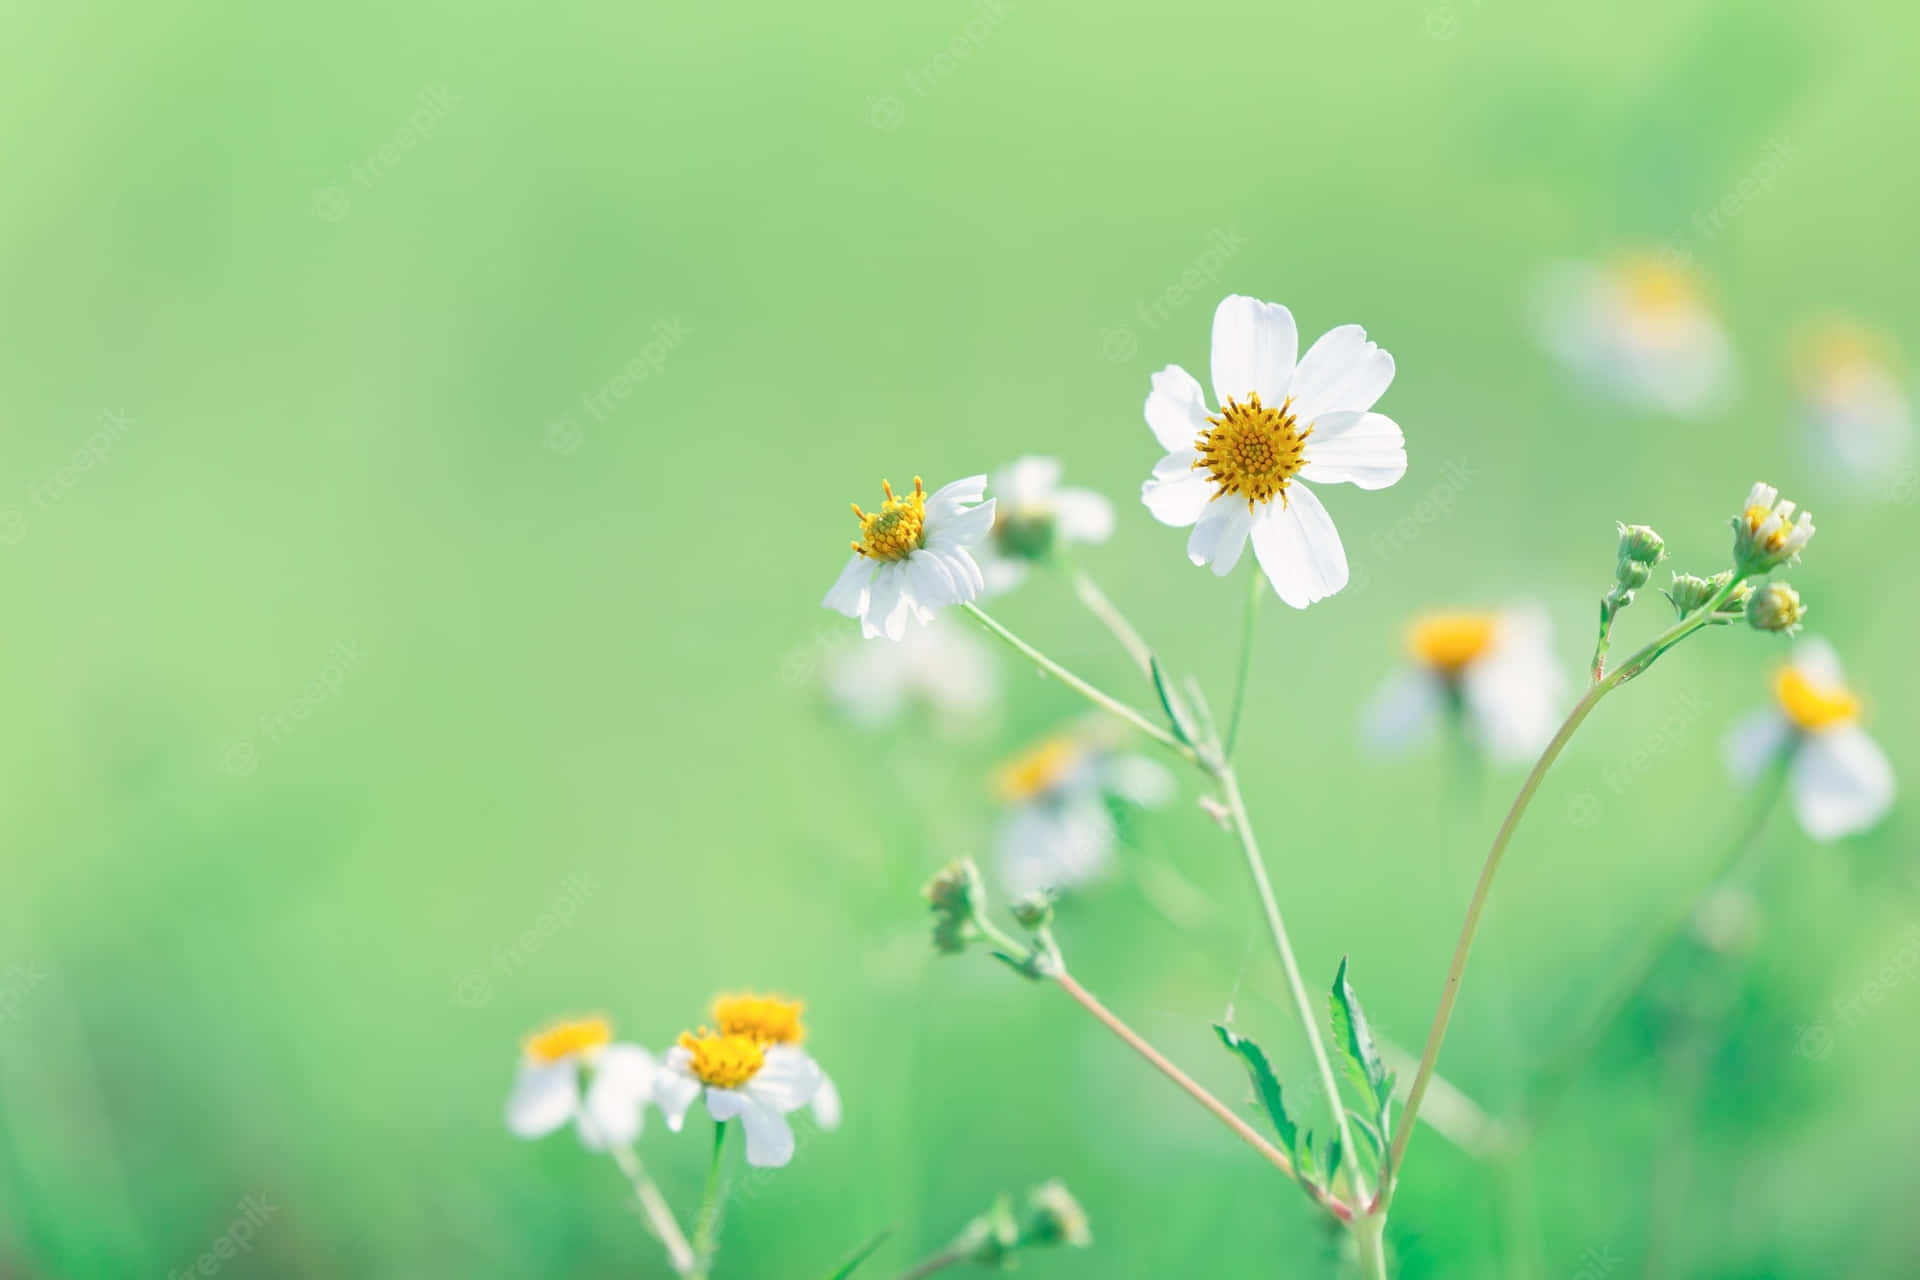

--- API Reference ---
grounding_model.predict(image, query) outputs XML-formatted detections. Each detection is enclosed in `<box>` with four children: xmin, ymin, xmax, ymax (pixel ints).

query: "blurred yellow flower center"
<box><xmin>1773</xmin><ymin>667</ymin><xmax>1860</xmax><ymax>733</ymax></box>
<box><xmin>1194</xmin><ymin>393</ymin><xmax>1310</xmax><ymax>511</ymax></box>
<box><xmin>714</xmin><ymin>993</ymin><xmax>807</xmax><ymax>1045</ymax></box>
<box><xmin>850</xmin><ymin>477</ymin><xmax>927</xmax><ymax>561</ymax></box>
<box><xmin>995</xmin><ymin>736</ymin><xmax>1085</xmax><ymax>803</ymax></box>
<box><xmin>1408</xmin><ymin>612</ymin><xmax>1498</xmax><ymax>674</ymax></box>
<box><xmin>1742</xmin><ymin>506</ymin><xmax>1793</xmax><ymax>552</ymax></box>
<box><xmin>1619</xmin><ymin>254</ymin><xmax>1697</xmax><ymax>313</ymax></box>
<box><xmin>524</xmin><ymin>1016</ymin><xmax>612</xmax><ymax>1064</ymax></box>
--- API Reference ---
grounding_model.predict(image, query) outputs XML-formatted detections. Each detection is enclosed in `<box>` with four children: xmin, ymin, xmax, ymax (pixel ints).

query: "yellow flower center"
<box><xmin>850</xmin><ymin>477</ymin><xmax>927</xmax><ymax>561</ymax></box>
<box><xmin>524</xmin><ymin>1016</ymin><xmax>612</xmax><ymax>1065</ymax></box>
<box><xmin>1407</xmin><ymin>612</ymin><xmax>1498</xmax><ymax>675</ymax></box>
<box><xmin>994</xmin><ymin>736</ymin><xmax>1086</xmax><ymax>803</ymax></box>
<box><xmin>1772</xmin><ymin>666</ymin><xmax>1860</xmax><ymax>733</ymax></box>
<box><xmin>713</xmin><ymin>993</ymin><xmax>807</xmax><ymax>1045</ymax></box>
<box><xmin>1619</xmin><ymin>254</ymin><xmax>1697</xmax><ymax>313</ymax></box>
<box><xmin>1742</xmin><ymin>506</ymin><xmax>1794</xmax><ymax>553</ymax></box>
<box><xmin>1194</xmin><ymin>393</ymin><xmax>1311</xmax><ymax>511</ymax></box>
<box><xmin>678</xmin><ymin>1030</ymin><xmax>766</xmax><ymax>1089</ymax></box>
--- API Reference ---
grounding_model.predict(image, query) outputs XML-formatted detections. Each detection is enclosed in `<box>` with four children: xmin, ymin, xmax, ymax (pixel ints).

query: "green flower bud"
<box><xmin>994</xmin><ymin>509</ymin><xmax>1058</xmax><ymax>563</ymax></box>
<box><xmin>1731</xmin><ymin>482</ymin><xmax>1815</xmax><ymax>574</ymax></box>
<box><xmin>1616</xmin><ymin>523</ymin><xmax>1667</xmax><ymax>567</ymax></box>
<box><xmin>1745</xmin><ymin>582</ymin><xmax>1806</xmax><ymax>634</ymax></box>
<box><xmin>923</xmin><ymin>859</ymin><xmax>983</xmax><ymax>915</ymax></box>
<box><xmin>931</xmin><ymin>912</ymin><xmax>977</xmax><ymax>955</ymax></box>
<box><xmin>1010</xmin><ymin>890</ymin><xmax>1055</xmax><ymax>930</ymax></box>
<box><xmin>1021</xmin><ymin>1179</ymin><xmax>1093</xmax><ymax>1249</ymax></box>
<box><xmin>955</xmin><ymin>1193</ymin><xmax>1021</xmax><ymax>1266</ymax></box>
<box><xmin>1664</xmin><ymin>572</ymin><xmax>1718</xmax><ymax>615</ymax></box>
<box><xmin>1614</xmin><ymin>558</ymin><xmax>1653</xmax><ymax>592</ymax></box>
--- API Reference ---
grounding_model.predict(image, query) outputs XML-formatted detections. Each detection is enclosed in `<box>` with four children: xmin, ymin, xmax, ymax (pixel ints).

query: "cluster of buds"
<box><xmin>1612</xmin><ymin>523</ymin><xmax>1668</xmax><ymax>597</ymax></box>
<box><xmin>921</xmin><ymin>860</ymin><xmax>1062</xmax><ymax>978</ymax></box>
<box><xmin>1664</xmin><ymin>569</ymin><xmax>1753</xmax><ymax>623</ymax></box>
<box><xmin>1654</xmin><ymin>484</ymin><xmax>1815</xmax><ymax>636</ymax></box>
<box><xmin>924</xmin><ymin>859</ymin><xmax>986</xmax><ymax>954</ymax></box>
<box><xmin>947</xmin><ymin>1180</ymin><xmax>1094</xmax><ymax>1267</ymax></box>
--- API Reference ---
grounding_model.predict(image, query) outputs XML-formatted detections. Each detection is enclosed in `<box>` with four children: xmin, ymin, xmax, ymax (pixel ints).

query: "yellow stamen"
<box><xmin>678</xmin><ymin>1029</ymin><xmax>766</xmax><ymax>1088</ymax></box>
<box><xmin>850</xmin><ymin>477</ymin><xmax>927</xmax><ymax>561</ymax></box>
<box><xmin>1193</xmin><ymin>393</ymin><xmax>1311</xmax><ymax>511</ymax></box>
<box><xmin>713</xmin><ymin>993</ymin><xmax>807</xmax><ymax>1045</ymax></box>
<box><xmin>1618</xmin><ymin>253</ymin><xmax>1698</xmax><ymax>313</ymax></box>
<box><xmin>1742</xmin><ymin>505</ymin><xmax>1794</xmax><ymax>553</ymax></box>
<box><xmin>994</xmin><ymin>736</ymin><xmax>1086</xmax><ymax>803</ymax></box>
<box><xmin>1407</xmin><ymin>612</ymin><xmax>1498</xmax><ymax>675</ymax></box>
<box><xmin>1773</xmin><ymin>666</ymin><xmax>1860</xmax><ymax>733</ymax></box>
<box><xmin>523</xmin><ymin>1015</ymin><xmax>612</xmax><ymax>1064</ymax></box>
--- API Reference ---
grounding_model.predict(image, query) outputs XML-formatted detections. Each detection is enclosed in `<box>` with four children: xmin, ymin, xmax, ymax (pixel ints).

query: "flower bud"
<box><xmin>1664</xmin><ymin>572</ymin><xmax>1718</xmax><ymax>615</ymax></box>
<box><xmin>923</xmin><ymin>859</ymin><xmax>983</xmax><ymax>915</ymax></box>
<box><xmin>1010</xmin><ymin>890</ymin><xmax>1055</xmax><ymax>930</ymax></box>
<box><xmin>1021</xmin><ymin>1179</ymin><xmax>1093</xmax><ymax>1249</ymax></box>
<box><xmin>1617</xmin><ymin>523</ymin><xmax>1667</xmax><ymax>567</ymax></box>
<box><xmin>956</xmin><ymin>1193</ymin><xmax>1021</xmax><ymax>1266</ymax></box>
<box><xmin>1745</xmin><ymin>582</ymin><xmax>1806</xmax><ymax>634</ymax></box>
<box><xmin>1731</xmin><ymin>482</ymin><xmax>1815</xmax><ymax>574</ymax></box>
<box><xmin>931</xmin><ymin>912</ymin><xmax>977</xmax><ymax>955</ymax></box>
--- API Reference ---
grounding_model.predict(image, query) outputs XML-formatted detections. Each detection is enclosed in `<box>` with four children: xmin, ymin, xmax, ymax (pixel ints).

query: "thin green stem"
<box><xmin>962</xmin><ymin>604</ymin><xmax>1198</xmax><ymax>765</ymax></box>
<box><xmin>1064</xmin><ymin>564</ymin><xmax>1154</xmax><ymax>679</ymax></box>
<box><xmin>688</xmin><ymin>1120</ymin><xmax>730</xmax><ymax>1280</ymax></box>
<box><xmin>1353</xmin><ymin>1213</ymin><xmax>1389</xmax><ymax>1279</ymax></box>
<box><xmin>606</xmin><ymin>1143</ymin><xmax>696</xmax><ymax>1274</ymax></box>
<box><xmin>1224</xmin><ymin>568</ymin><xmax>1263</xmax><ymax>758</ymax></box>
<box><xmin>893</xmin><ymin>1247</ymin><xmax>968</xmax><ymax>1280</ymax></box>
<box><xmin>1383</xmin><ymin>578</ymin><xmax>1743</xmax><ymax>1207</ymax></box>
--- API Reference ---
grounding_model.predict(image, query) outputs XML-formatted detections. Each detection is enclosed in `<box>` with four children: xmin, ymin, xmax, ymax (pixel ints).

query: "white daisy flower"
<box><xmin>991</xmin><ymin>730</ymin><xmax>1176</xmax><ymax>898</ymax></box>
<box><xmin>1534</xmin><ymin>253</ymin><xmax>1733</xmax><ymax>415</ymax></box>
<box><xmin>1796</xmin><ymin>320</ymin><xmax>1914</xmax><ymax>493</ymax></box>
<box><xmin>823</xmin><ymin>476</ymin><xmax>996</xmax><ymax>641</ymax></box>
<box><xmin>1140</xmin><ymin>294</ymin><xmax>1408</xmax><ymax>608</ymax></box>
<box><xmin>825</xmin><ymin>615</ymin><xmax>998</xmax><ymax>732</ymax></box>
<box><xmin>504</xmin><ymin>1016</ymin><xmax>657</xmax><ymax>1150</ymax></box>
<box><xmin>709</xmin><ymin>992</ymin><xmax>843</xmax><ymax>1132</ymax></box>
<box><xmin>978</xmin><ymin>456</ymin><xmax>1115</xmax><ymax>594</ymax></box>
<box><xmin>653</xmin><ymin>1028</ymin><xmax>822</xmax><ymax>1168</ymax></box>
<box><xmin>1723</xmin><ymin>639</ymin><xmax>1895</xmax><ymax>842</ymax></box>
<box><xmin>1361</xmin><ymin>607</ymin><xmax>1569</xmax><ymax>765</ymax></box>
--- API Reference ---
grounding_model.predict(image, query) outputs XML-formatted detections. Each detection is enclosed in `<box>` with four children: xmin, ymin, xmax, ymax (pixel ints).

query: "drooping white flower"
<box><xmin>710</xmin><ymin>992</ymin><xmax>842</xmax><ymax>1133</ymax></box>
<box><xmin>978</xmin><ymin>456</ymin><xmax>1115</xmax><ymax>594</ymax></box>
<box><xmin>1796</xmin><ymin>320</ymin><xmax>1914</xmax><ymax>494</ymax></box>
<box><xmin>825</xmin><ymin>615</ymin><xmax>998</xmax><ymax>732</ymax></box>
<box><xmin>1361</xmin><ymin>607</ymin><xmax>1568</xmax><ymax>765</ymax></box>
<box><xmin>504</xmin><ymin>1016</ymin><xmax>657</xmax><ymax>1149</ymax></box>
<box><xmin>824</xmin><ymin>476</ymin><xmax>996</xmax><ymax>641</ymax></box>
<box><xmin>1140</xmin><ymin>295</ymin><xmax>1408</xmax><ymax>608</ymax></box>
<box><xmin>991</xmin><ymin>730</ymin><xmax>1176</xmax><ymax>897</ymax></box>
<box><xmin>1723</xmin><ymin>639</ymin><xmax>1895</xmax><ymax>841</ymax></box>
<box><xmin>653</xmin><ymin>1030</ymin><xmax>822</xmax><ymax>1167</ymax></box>
<box><xmin>1534</xmin><ymin>253</ymin><xmax>1733</xmax><ymax>415</ymax></box>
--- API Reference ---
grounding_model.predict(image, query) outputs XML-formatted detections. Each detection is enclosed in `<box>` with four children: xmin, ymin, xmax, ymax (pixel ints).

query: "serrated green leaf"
<box><xmin>1329</xmin><ymin>956</ymin><xmax>1389</xmax><ymax>1123</ymax></box>
<box><xmin>1212</xmin><ymin>1023</ymin><xmax>1298</xmax><ymax>1152</ymax></box>
<box><xmin>1324</xmin><ymin>1136</ymin><xmax>1344</xmax><ymax>1190</ymax></box>
<box><xmin>820</xmin><ymin>1226</ymin><xmax>895</xmax><ymax>1280</ymax></box>
<box><xmin>1297</xmin><ymin>1130</ymin><xmax>1318</xmax><ymax>1184</ymax></box>
<box><xmin>1151</xmin><ymin>656</ymin><xmax>1199</xmax><ymax>747</ymax></box>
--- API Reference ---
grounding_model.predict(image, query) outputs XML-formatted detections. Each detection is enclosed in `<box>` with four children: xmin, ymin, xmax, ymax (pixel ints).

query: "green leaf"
<box><xmin>1329</xmin><ymin>956</ymin><xmax>1389</xmax><ymax>1122</ymax></box>
<box><xmin>1212</xmin><ymin>1023</ymin><xmax>1298</xmax><ymax>1152</ymax></box>
<box><xmin>820</xmin><ymin>1226</ymin><xmax>895</xmax><ymax>1280</ymax></box>
<box><xmin>1296</xmin><ymin>1130</ymin><xmax>1318</xmax><ymax>1185</ymax></box>
<box><xmin>1347</xmin><ymin>1111</ymin><xmax>1384</xmax><ymax>1167</ymax></box>
<box><xmin>1151</xmin><ymin>656</ymin><xmax>1199</xmax><ymax>747</ymax></box>
<box><xmin>1324</xmin><ymin>1136</ymin><xmax>1344</xmax><ymax>1190</ymax></box>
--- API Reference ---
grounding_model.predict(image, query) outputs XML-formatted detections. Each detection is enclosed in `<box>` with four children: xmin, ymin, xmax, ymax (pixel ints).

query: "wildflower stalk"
<box><xmin>606</xmin><ymin>1143</ymin><xmax>696</xmax><ymax>1274</ymax></box>
<box><xmin>1384</xmin><ymin>575</ymin><xmax>1747</xmax><ymax>1205</ymax></box>
<box><xmin>893</xmin><ymin>1247</ymin><xmax>968</xmax><ymax>1280</ymax></box>
<box><xmin>1063</xmin><ymin>564</ymin><xmax>1154</xmax><ymax>678</ymax></box>
<box><xmin>1224</xmin><ymin>569</ymin><xmax>1263</xmax><ymax>758</ymax></box>
<box><xmin>688</xmin><ymin>1120</ymin><xmax>730</xmax><ymax>1280</ymax></box>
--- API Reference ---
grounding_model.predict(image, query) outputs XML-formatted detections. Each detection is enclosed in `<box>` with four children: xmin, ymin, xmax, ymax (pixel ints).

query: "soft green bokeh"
<box><xmin>3</xmin><ymin>0</ymin><xmax>1914</xmax><ymax>1275</ymax></box>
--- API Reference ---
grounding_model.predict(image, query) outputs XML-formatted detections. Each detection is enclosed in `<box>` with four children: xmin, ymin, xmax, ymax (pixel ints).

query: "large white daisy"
<box><xmin>1723</xmin><ymin>639</ymin><xmax>1895</xmax><ymax>841</ymax></box>
<box><xmin>1140</xmin><ymin>295</ymin><xmax>1408</xmax><ymax>608</ymax></box>
<box><xmin>710</xmin><ymin>992</ymin><xmax>842</xmax><ymax>1133</ymax></box>
<box><xmin>991</xmin><ymin>731</ymin><xmax>1175</xmax><ymax>898</ymax></box>
<box><xmin>504</xmin><ymin>1016</ymin><xmax>658</xmax><ymax>1150</ymax></box>
<box><xmin>979</xmin><ymin>456</ymin><xmax>1115</xmax><ymax>594</ymax></box>
<box><xmin>653</xmin><ymin>1030</ymin><xmax>822</xmax><ymax>1168</ymax></box>
<box><xmin>823</xmin><ymin>476</ymin><xmax>995</xmax><ymax>641</ymax></box>
<box><xmin>1361</xmin><ymin>607</ymin><xmax>1569</xmax><ymax>765</ymax></box>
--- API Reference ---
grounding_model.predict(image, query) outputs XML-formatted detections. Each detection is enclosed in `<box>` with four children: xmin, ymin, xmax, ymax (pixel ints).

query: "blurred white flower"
<box><xmin>712</xmin><ymin>992</ymin><xmax>842</xmax><ymax>1132</ymax></box>
<box><xmin>992</xmin><ymin>730</ymin><xmax>1175</xmax><ymax>897</ymax></box>
<box><xmin>1140</xmin><ymin>295</ymin><xmax>1408</xmax><ymax>608</ymax></box>
<box><xmin>653</xmin><ymin>1031</ymin><xmax>822</xmax><ymax>1167</ymax></box>
<box><xmin>825</xmin><ymin>615</ymin><xmax>997</xmax><ymax>732</ymax></box>
<box><xmin>1535</xmin><ymin>253</ymin><xmax>1733</xmax><ymax>415</ymax></box>
<box><xmin>1796</xmin><ymin>320</ymin><xmax>1914</xmax><ymax>493</ymax></box>
<box><xmin>1361</xmin><ymin>607</ymin><xmax>1568</xmax><ymax>765</ymax></box>
<box><xmin>824</xmin><ymin>476</ymin><xmax>995</xmax><ymax>641</ymax></box>
<box><xmin>504</xmin><ymin>1016</ymin><xmax>657</xmax><ymax>1149</ymax></box>
<box><xmin>978</xmin><ymin>456</ymin><xmax>1115</xmax><ymax>593</ymax></box>
<box><xmin>1723</xmin><ymin>639</ymin><xmax>1894</xmax><ymax>841</ymax></box>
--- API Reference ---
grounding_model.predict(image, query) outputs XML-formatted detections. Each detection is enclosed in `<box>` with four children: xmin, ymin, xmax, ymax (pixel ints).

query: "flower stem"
<box><xmin>893</xmin><ymin>1247</ymin><xmax>968</xmax><ymax>1280</ymax></box>
<box><xmin>1052</xmin><ymin>969</ymin><xmax>1354</xmax><ymax>1219</ymax></box>
<box><xmin>1064</xmin><ymin>564</ymin><xmax>1154</xmax><ymax>679</ymax></box>
<box><xmin>1383</xmin><ymin>579</ymin><xmax>1744</xmax><ymax>1205</ymax></box>
<box><xmin>606</xmin><ymin>1144</ymin><xmax>696</xmax><ymax>1274</ymax></box>
<box><xmin>1224</xmin><ymin>568</ymin><xmax>1263</xmax><ymax>758</ymax></box>
<box><xmin>688</xmin><ymin>1120</ymin><xmax>730</xmax><ymax>1280</ymax></box>
<box><xmin>961</xmin><ymin>604</ymin><xmax>1198</xmax><ymax>764</ymax></box>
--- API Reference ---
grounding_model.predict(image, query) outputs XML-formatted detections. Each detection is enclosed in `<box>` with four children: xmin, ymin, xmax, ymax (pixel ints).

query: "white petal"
<box><xmin>1359</xmin><ymin>668</ymin><xmax>1443</xmax><ymax>756</ymax></box>
<box><xmin>1187</xmin><ymin>499</ymin><xmax>1253</xmax><ymax>576</ymax></box>
<box><xmin>1054</xmin><ymin>488</ymin><xmax>1115</xmax><ymax>543</ymax></box>
<box><xmin>995</xmin><ymin>797</ymin><xmax>1117</xmax><ymax>898</ymax></box>
<box><xmin>1791</xmin><ymin>726</ymin><xmax>1895</xmax><ymax>840</ymax></box>
<box><xmin>1289</xmin><ymin>325</ymin><xmax>1395</xmax><ymax>424</ymax></box>
<box><xmin>652</xmin><ymin>1058</ymin><xmax>701</xmax><ymax>1132</ymax></box>
<box><xmin>1141</xmin><ymin>466</ymin><xmax>1211</xmax><ymax>528</ymax></box>
<box><xmin>1144</xmin><ymin>365</ymin><xmax>1211</xmax><ymax>453</ymax></box>
<box><xmin>1299</xmin><ymin>411</ymin><xmax>1407</xmax><ymax>490</ymax></box>
<box><xmin>822</xmin><ymin>554</ymin><xmax>872</xmax><ymax>617</ymax></box>
<box><xmin>1723</xmin><ymin>710</ymin><xmax>1790</xmax><ymax>785</ymax></box>
<box><xmin>1463</xmin><ymin>645</ymin><xmax>1568</xmax><ymax>764</ymax></box>
<box><xmin>1789</xmin><ymin>637</ymin><xmax>1846</xmax><ymax>688</ymax></box>
<box><xmin>1100</xmin><ymin>754</ymin><xmax>1175</xmax><ymax>807</ymax></box>
<box><xmin>1248</xmin><ymin>485</ymin><xmax>1347</xmax><ymax>608</ymax></box>
<box><xmin>811</xmin><ymin>1072</ymin><xmax>843</xmax><ymax>1131</ymax></box>
<box><xmin>1210</xmin><ymin>295</ymin><xmax>1298</xmax><ymax>408</ymax></box>
<box><xmin>579</xmin><ymin>1045</ymin><xmax>657</xmax><ymax>1149</ymax></box>
<box><xmin>926</xmin><ymin>495</ymin><xmax>996</xmax><ymax>550</ymax></box>
<box><xmin>505</xmin><ymin>1060</ymin><xmax>580</xmax><ymax>1139</ymax></box>
<box><xmin>905</xmin><ymin>550</ymin><xmax>960</xmax><ymax>608</ymax></box>
<box><xmin>994</xmin><ymin>456</ymin><xmax>1061</xmax><ymax>506</ymax></box>
<box><xmin>923</xmin><ymin>475</ymin><xmax>988</xmax><ymax>525</ymax></box>
<box><xmin>748</xmin><ymin>1045</ymin><xmax>822</xmax><ymax>1112</ymax></box>
<box><xmin>732</xmin><ymin>1095</ymin><xmax>798</xmax><ymax>1168</ymax></box>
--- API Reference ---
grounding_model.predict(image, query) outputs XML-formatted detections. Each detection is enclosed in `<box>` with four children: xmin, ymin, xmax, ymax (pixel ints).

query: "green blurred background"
<box><xmin>3</xmin><ymin>0</ymin><xmax>1914</xmax><ymax>1274</ymax></box>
